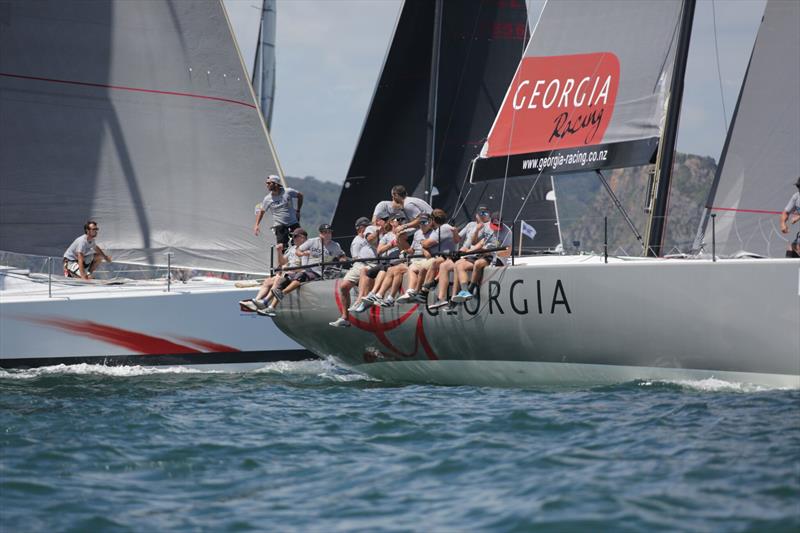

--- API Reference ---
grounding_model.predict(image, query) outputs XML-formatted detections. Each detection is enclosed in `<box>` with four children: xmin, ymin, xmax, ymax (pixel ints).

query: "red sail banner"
<box><xmin>485</xmin><ymin>53</ymin><xmax>620</xmax><ymax>157</ymax></box>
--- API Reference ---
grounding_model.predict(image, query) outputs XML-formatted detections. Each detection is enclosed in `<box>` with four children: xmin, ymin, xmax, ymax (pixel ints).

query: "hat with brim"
<box><xmin>318</xmin><ymin>223</ymin><xmax>333</xmax><ymax>233</ymax></box>
<box><xmin>266</xmin><ymin>175</ymin><xmax>281</xmax><ymax>185</ymax></box>
<box><xmin>291</xmin><ymin>227</ymin><xmax>308</xmax><ymax>237</ymax></box>
<box><xmin>354</xmin><ymin>216</ymin><xmax>370</xmax><ymax>229</ymax></box>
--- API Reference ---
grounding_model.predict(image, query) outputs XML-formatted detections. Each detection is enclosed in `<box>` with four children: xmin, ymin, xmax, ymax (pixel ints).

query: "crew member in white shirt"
<box><xmin>63</xmin><ymin>220</ymin><xmax>112</xmax><ymax>279</ymax></box>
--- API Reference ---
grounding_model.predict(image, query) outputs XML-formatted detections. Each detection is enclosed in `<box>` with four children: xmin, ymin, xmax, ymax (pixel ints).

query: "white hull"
<box><xmin>271</xmin><ymin>256</ymin><xmax>800</xmax><ymax>388</ymax></box>
<box><xmin>0</xmin><ymin>273</ymin><xmax>313</xmax><ymax>369</ymax></box>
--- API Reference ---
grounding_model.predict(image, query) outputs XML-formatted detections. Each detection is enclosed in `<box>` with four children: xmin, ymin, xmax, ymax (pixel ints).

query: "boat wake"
<box><xmin>0</xmin><ymin>363</ymin><xmax>222</xmax><ymax>379</ymax></box>
<box><xmin>0</xmin><ymin>358</ymin><xmax>372</xmax><ymax>384</ymax></box>
<box><xmin>638</xmin><ymin>377</ymin><xmax>788</xmax><ymax>393</ymax></box>
<box><xmin>251</xmin><ymin>357</ymin><xmax>375</xmax><ymax>383</ymax></box>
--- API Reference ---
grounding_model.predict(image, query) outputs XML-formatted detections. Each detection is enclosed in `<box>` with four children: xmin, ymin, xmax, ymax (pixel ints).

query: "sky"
<box><xmin>225</xmin><ymin>0</ymin><xmax>767</xmax><ymax>184</ymax></box>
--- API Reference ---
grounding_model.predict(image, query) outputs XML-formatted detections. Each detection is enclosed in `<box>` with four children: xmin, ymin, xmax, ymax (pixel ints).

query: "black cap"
<box><xmin>318</xmin><ymin>223</ymin><xmax>332</xmax><ymax>232</ymax></box>
<box><xmin>477</xmin><ymin>205</ymin><xmax>490</xmax><ymax>213</ymax></box>
<box><xmin>390</xmin><ymin>212</ymin><xmax>407</xmax><ymax>222</ymax></box>
<box><xmin>291</xmin><ymin>227</ymin><xmax>308</xmax><ymax>237</ymax></box>
<box><xmin>354</xmin><ymin>216</ymin><xmax>370</xmax><ymax>229</ymax></box>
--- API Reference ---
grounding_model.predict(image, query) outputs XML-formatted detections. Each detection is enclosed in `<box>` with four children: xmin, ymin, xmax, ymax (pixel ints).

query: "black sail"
<box><xmin>331</xmin><ymin>0</ymin><xmax>548</xmax><ymax>247</ymax></box>
<box><xmin>331</xmin><ymin>0</ymin><xmax>435</xmax><ymax>238</ymax></box>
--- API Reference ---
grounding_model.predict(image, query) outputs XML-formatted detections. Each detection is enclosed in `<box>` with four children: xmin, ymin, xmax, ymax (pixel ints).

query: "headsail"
<box><xmin>252</xmin><ymin>0</ymin><xmax>277</xmax><ymax>129</ymax></box>
<box><xmin>695</xmin><ymin>0</ymin><xmax>800</xmax><ymax>258</ymax></box>
<box><xmin>471</xmin><ymin>0</ymin><xmax>684</xmax><ymax>181</ymax></box>
<box><xmin>0</xmin><ymin>0</ymin><xmax>280</xmax><ymax>274</ymax></box>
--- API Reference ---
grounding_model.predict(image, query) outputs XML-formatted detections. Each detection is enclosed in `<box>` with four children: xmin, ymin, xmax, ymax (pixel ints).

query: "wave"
<box><xmin>0</xmin><ymin>357</ymin><xmax>372</xmax><ymax>383</ymax></box>
<box><xmin>638</xmin><ymin>377</ymin><xmax>787</xmax><ymax>393</ymax></box>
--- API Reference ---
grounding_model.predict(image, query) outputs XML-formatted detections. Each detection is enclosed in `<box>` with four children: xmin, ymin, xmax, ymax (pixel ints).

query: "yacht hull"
<box><xmin>271</xmin><ymin>257</ymin><xmax>800</xmax><ymax>388</ymax></box>
<box><xmin>0</xmin><ymin>280</ymin><xmax>314</xmax><ymax>370</ymax></box>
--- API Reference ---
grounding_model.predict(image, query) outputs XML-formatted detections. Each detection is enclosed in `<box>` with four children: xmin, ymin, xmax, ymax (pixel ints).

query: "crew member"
<box><xmin>780</xmin><ymin>177</ymin><xmax>800</xmax><ymax>257</ymax></box>
<box><xmin>63</xmin><ymin>220</ymin><xmax>112</xmax><ymax>279</ymax></box>
<box><xmin>254</xmin><ymin>175</ymin><xmax>303</xmax><ymax>248</ymax></box>
<box><xmin>239</xmin><ymin>227</ymin><xmax>308</xmax><ymax>312</ymax></box>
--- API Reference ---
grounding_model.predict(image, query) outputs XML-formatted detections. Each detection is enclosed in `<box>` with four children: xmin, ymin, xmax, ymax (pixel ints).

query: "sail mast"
<box><xmin>645</xmin><ymin>0</ymin><xmax>696</xmax><ymax>257</ymax></box>
<box><xmin>423</xmin><ymin>0</ymin><xmax>443</xmax><ymax>205</ymax></box>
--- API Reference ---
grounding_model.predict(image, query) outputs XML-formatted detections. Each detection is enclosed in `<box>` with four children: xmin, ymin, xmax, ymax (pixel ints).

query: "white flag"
<box><xmin>521</xmin><ymin>220</ymin><xmax>537</xmax><ymax>240</ymax></box>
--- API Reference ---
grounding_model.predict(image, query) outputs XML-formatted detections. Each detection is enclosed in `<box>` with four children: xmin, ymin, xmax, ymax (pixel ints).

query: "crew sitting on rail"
<box><xmin>449</xmin><ymin>206</ymin><xmax>496</xmax><ymax>304</ymax></box>
<box><xmin>396</xmin><ymin>208</ymin><xmax>458</xmax><ymax>306</ymax></box>
<box><xmin>63</xmin><ymin>220</ymin><xmax>112</xmax><ymax>280</ymax></box>
<box><xmin>346</xmin><ymin>216</ymin><xmax>384</xmax><ymax>314</ymax></box>
<box><xmin>457</xmin><ymin>212</ymin><xmax>512</xmax><ymax>306</ymax></box>
<box><xmin>239</xmin><ymin>227</ymin><xmax>307</xmax><ymax>313</ymax></box>
<box><xmin>259</xmin><ymin>223</ymin><xmax>346</xmax><ymax>317</ymax></box>
<box><xmin>375</xmin><ymin>215</ymin><xmax>433</xmax><ymax>307</ymax></box>
<box><xmin>372</xmin><ymin>185</ymin><xmax>433</xmax><ymax>250</ymax></box>
<box><xmin>353</xmin><ymin>213</ymin><xmax>406</xmax><ymax>312</ymax></box>
<box><xmin>329</xmin><ymin>217</ymin><xmax>378</xmax><ymax>328</ymax></box>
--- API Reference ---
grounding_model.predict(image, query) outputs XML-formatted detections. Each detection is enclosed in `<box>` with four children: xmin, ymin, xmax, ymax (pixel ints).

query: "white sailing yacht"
<box><xmin>0</xmin><ymin>0</ymin><xmax>312</xmax><ymax>369</ymax></box>
<box><xmin>268</xmin><ymin>0</ymin><xmax>799</xmax><ymax>388</ymax></box>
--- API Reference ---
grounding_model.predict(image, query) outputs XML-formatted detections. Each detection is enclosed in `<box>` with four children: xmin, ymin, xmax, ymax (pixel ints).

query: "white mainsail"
<box><xmin>696</xmin><ymin>0</ymin><xmax>800</xmax><ymax>258</ymax></box>
<box><xmin>0</xmin><ymin>0</ymin><xmax>280</xmax><ymax>274</ymax></box>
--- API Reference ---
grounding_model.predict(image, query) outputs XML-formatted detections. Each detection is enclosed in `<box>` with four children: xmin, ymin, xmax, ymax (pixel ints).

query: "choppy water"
<box><xmin>1</xmin><ymin>361</ymin><xmax>798</xmax><ymax>532</ymax></box>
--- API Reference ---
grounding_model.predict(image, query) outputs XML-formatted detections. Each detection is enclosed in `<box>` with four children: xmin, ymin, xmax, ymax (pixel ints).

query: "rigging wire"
<box><xmin>711</xmin><ymin>0</ymin><xmax>729</xmax><ymax>132</ymax></box>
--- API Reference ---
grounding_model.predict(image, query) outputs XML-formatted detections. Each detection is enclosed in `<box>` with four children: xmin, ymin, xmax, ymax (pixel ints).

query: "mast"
<box><xmin>423</xmin><ymin>0</ymin><xmax>443</xmax><ymax>205</ymax></box>
<box><xmin>645</xmin><ymin>0</ymin><xmax>696</xmax><ymax>257</ymax></box>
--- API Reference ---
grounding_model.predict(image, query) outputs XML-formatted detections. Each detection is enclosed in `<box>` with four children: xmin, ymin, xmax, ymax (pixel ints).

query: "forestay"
<box><xmin>0</xmin><ymin>0</ymin><xmax>280</xmax><ymax>274</ymax></box>
<box><xmin>695</xmin><ymin>0</ymin><xmax>800</xmax><ymax>258</ymax></box>
<box><xmin>472</xmin><ymin>0</ymin><xmax>683</xmax><ymax>181</ymax></box>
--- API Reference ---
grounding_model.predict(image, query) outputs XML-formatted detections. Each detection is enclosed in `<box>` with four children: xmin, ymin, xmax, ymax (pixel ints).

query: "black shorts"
<box><xmin>274</xmin><ymin>223</ymin><xmax>301</xmax><ymax>248</ymax></box>
<box><xmin>288</xmin><ymin>269</ymin><xmax>320</xmax><ymax>283</ymax></box>
<box><xmin>366</xmin><ymin>264</ymin><xmax>386</xmax><ymax>279</ymax></box>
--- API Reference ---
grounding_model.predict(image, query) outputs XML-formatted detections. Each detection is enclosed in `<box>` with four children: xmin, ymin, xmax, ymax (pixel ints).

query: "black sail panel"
<box><xmin>332</xmin><ymin>0</ymin><xmax>543</xmax><ymax>246</ymax></box>
<box><xmin>331</xmin><ymin>0</ymin><xmax>435</xmax><ymax>237</ymax></box>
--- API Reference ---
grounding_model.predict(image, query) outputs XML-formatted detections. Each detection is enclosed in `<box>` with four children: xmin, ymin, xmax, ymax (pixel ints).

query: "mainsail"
<box><xmin>330</xmin><ymin>0</ymin><xmax>557</xmax><ymax>247</ymax></box>
<box><xmin>0</xmin><ymin>0</ymin><xmax>280</xmax><ymax>274</ymax></box>
<box><xmin>695</xmin><ymin>0</ymin><xmax>800</xmax><ymax>258</ymax></box>
<box><xmin>471</xmin><ymin>0</ymin><xmax>683</xmax><ymax>181</ymax></box>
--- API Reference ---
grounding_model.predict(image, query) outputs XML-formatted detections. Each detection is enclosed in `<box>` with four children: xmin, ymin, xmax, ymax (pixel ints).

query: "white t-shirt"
<box><xmin>298</xmin><ymin>237</ymin><xmax>345</xmax><ymax>274</ymax></box>
<box><xmin>64</xmin><ymin>234</ymin><xmax>95</xmax><ymax>262</ymax></box>
<box><xmin>378</xmin><ymin>231</ymin><xmax>400</xmax><ymax>259</ymax></box>
<box><xmin>785</xmin><ymin>191</ymin><xmax>800</xmax><ymax>215</ymax></box>
<box><xmin>372</xmin><ymin>201</ymin><xmax>403</xmax><ymax>221</ymax></box>
<box><xmin>411</xmin><ymin>228</ymin><xmax>432</xmax><ymax>255</ymax></box>
<box><xmin>262</xmin><ymin>187</ymin><xmax>300</xmax><ymax>227</ymax></box>
<box><xmin>282</xmin><ymin>245</ymin><xmax>306</xmax><ymax>269</ymax></box>
<box><xmin>459</xmin><ymin>221</ymin><xmax>494</xmax><ymax>249</ymax></box>
<box><xmin>425</xmin><ymin>224</ymin><xmax>457</xmax><ymax>254</ymax></box>
<box><xmin>401</xmin><ymin>196</ymin><xmax>433</xmax><ymax>221</ymax></box>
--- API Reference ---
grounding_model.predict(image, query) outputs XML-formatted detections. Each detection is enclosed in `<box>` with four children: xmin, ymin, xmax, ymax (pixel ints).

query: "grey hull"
<box><xmin>272</xmin><ymin>257</ymin><xmax>800</xmax><ymax>388</ymax></box>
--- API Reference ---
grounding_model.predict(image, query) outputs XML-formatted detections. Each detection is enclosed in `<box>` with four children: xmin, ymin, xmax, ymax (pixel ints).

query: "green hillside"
<box><xmin>553</xmin><ymin>153</ymin><xmax>717</xmax><ymax>255</ymax></box>
<box><xmin>284</xmin><ymin>175</ymin><xmax>341</xmax><ymax>235</ymax></box>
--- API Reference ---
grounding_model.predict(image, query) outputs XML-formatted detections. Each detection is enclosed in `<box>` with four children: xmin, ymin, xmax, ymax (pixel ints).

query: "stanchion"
<box><xmin>166</xmin><ymin>252</ymin><xmax>172</xmax><ymax>292</ymax></box>
<box><xmin>512</xmin><ymin>221</ymin><xmax>516</xmax><ymax>266</ymax></box>
<box><xmin>711</xmin><ymin>213</ymin><xmax>717</xmax><ymax>262</ymax></box>
<box><xmin>604</xmin><ymin>216</ymin><xmax>608</xmax><ymax>264</ymax></box>
<box><xmin>48</xmin><ymin>257</ymin><xmax>52</xmax><ymax>298</ymax></box>
<box><xmin>270</xmin><ymin>245</ymin><xmax>275</xmax><ymax>276</ymax></box>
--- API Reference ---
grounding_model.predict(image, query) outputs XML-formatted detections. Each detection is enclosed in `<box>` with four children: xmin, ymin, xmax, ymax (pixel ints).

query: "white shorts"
<box><xmin>343</xmin><ymin>262</ymin><xmax>368</xmax><ymax>284</ymax></box>
<box><xmin>65</xmin><ymin>259</ymin><xmax>91</xmax><ymax>277</ymax></box>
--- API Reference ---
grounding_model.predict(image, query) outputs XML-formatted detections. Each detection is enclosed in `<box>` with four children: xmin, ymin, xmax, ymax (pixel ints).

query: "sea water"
<box><xmin>1</xmin><ymin>361</ymin><xmax>798</xmax><ymax>532</ymax></box>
